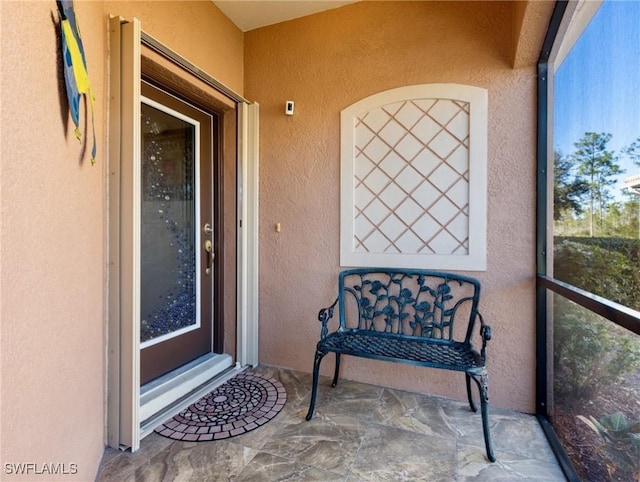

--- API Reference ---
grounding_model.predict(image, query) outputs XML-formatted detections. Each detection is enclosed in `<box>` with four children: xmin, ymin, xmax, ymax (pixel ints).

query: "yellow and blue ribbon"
<box><xmin>58</xmin><ymin>0</ymin><xmax>96</xmax><ymax>164</ymax></box>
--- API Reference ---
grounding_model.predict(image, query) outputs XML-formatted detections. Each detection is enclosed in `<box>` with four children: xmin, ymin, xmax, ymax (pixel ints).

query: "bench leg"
<box><xmin>331</xmin><ymin>353</ymin><xmax>341</xmax><ymax>387</ymax></box>
<box><xmin>305</xmin><ymin>349</ymin><xmax>327</xmax><ymax>421</ymax></box>
<box><xmin>469</xmin><ymin>373</ymin><xmax>496</xmax><ymax>463</ymax></box>
<box><xmin>465</xmin><ymin>373</ymin><xmax>477</xmax><ymax>412</ymax></box>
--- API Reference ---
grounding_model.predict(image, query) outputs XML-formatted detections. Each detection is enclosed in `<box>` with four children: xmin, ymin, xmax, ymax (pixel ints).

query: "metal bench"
<box><xmin>305</xmin><ymin>268</ymin><xmax>495</xmax><ymax>462</ymax></box>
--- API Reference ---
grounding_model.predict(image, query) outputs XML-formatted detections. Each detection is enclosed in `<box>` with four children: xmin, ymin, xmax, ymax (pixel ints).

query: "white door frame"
<box><xmin>236</xmin><ymin>102</ymin><xmax>260</xmax><ymax>367</ymax></box>
<box><xmin>107</xmin><ymin>16</ymin><xmax>259</xmax><ymax>451</ymax></box>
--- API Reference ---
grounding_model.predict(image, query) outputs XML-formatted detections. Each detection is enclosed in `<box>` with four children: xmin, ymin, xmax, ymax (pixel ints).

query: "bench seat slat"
<box><xmin>319</xmin><ymin>331</ymin><xmax>485</xmax><ymax>373</ymax></box>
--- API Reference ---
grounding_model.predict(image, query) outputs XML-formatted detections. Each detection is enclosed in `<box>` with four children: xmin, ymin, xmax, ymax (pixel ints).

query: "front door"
<box><xmin>139</xmin><ymin>81</ymin><xmax>216</xmax><ymax>385</ymax></box>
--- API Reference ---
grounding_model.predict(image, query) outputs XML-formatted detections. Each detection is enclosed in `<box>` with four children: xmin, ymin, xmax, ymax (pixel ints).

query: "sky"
<box><xmin>554</xmin><ymin>0</ymin><xmax>640</xmax><ymax>191</ymax></box>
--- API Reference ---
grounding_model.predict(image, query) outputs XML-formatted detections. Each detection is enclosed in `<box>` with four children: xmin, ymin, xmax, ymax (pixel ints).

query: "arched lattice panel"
<box><xmin>341</xmin><ymin>84</ymin><xmax>487</xmax><ymax>271</ymax></box>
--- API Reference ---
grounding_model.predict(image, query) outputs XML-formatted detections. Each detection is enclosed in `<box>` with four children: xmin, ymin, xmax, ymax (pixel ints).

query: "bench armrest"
<box><xmin>478</xmin><ymin>313</ymin><xmax>491</xmax><ymax>360</ymax></box>
<box><xmin>318</xmin><ymin>297</ymin><xmax>339</xmax><ymax>340</ymax></box>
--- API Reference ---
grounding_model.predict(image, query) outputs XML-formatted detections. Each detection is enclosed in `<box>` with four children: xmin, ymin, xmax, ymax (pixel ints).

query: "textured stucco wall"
<box><xmin>1</xmin><ymin>2</ymin><xmax>107</xmax><ymax>479</ymax></box>
<box><xmin>0</xmin><ymin>1</ymin><xmax>243</xmax><ymax>479</ymax></box>
<box><xmin>245</xmin><ymin>1</ymin><xmax>539</xmax><ymax>413</ymax></box>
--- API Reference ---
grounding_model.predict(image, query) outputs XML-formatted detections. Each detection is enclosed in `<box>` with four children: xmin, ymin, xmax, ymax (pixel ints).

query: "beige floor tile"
<box><xmin>349</xmin><ymin>423</ymin><xmax>457</xmax><ymax>481</ymax></box>
<box><xmin>233</xmin><ymin>452</ymin><xmax>344</xmax><ymax>481</ymax></box>
<box><xmin>457</xmin><ymin>444</ymin><xmax>566</xmax><ymax>481</ymax></box>
<box><xmin>373</xmin><ymin>388</ymin><xmax>459</xmax><ymax>438</ymax></box>
<box><xmin>132</xmin><ymin>440</ymin><xmax>257</xmax><ymax>482</ymax></box>
<box><xmin>259</xmin><ymin>413</ymin><xmax>367</xmax><ymax>475</ymax></box>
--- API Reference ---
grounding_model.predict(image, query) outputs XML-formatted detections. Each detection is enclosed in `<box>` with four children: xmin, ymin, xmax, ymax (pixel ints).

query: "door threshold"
<box><xmin>140</xmin><ymin>353</ymin><xmax>239</xmax><ymax>436</ymax></box>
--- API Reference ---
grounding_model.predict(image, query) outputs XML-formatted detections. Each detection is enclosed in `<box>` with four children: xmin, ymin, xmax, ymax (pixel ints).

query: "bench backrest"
<box><xmin>338</xmin><ymin>268</ymin><xmax>481</xmax><ymax>344</ymax></box>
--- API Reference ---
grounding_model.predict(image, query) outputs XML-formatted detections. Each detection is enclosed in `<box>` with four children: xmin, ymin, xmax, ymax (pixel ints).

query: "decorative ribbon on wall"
<box><xmin>57</xmin><ymin>0</ymin><xmax>97</xmax><ymax>164</ymax></box>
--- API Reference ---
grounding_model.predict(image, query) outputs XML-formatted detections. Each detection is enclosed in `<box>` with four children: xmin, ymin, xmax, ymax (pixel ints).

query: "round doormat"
<box><xmin>155</xmin><ymin>370</ymin><xmax>287</xmax><ymax>442</ymax></box>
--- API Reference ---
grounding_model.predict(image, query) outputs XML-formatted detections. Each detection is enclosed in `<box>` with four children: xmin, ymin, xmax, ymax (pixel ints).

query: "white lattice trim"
<box><xmin>340</xmin><ymin>84</ymin><xmax>487</xmax><ymax>271</ymax></box>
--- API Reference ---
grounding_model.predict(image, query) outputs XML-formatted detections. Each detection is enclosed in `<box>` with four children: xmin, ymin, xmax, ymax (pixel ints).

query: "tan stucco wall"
<box><xmin>1</xmin><ymin>1</ymin><xmax>243</xmax><ymax>479</ymax></box>
<box><xmin>1</xmin><ymin>1</ymin><xmax>107</xmax><ymax>479</ymax></box>
<box><xmin>246</xmin><ymin>1</ymin><xmax>539</xmax><ymax>413</ymax></box>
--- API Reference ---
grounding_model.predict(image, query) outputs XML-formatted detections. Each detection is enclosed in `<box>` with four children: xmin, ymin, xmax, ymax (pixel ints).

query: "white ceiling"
<box><xmin>213</xmin><ymin>1</ymin><xmax>360</xmax><ymax>32</ymax></box>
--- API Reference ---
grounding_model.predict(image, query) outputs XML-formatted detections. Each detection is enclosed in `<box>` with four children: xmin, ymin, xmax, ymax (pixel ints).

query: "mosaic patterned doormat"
<box><xmin>155</xmin><ymin>370</ymin><xmax>286</xmax><ymax>442</ymax></box>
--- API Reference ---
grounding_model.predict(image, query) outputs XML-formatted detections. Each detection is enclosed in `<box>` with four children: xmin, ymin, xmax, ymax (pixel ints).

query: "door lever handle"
<box><xmin>204</xmin><ymin>240</ymin><xmax>214</xmax><ymax>275</ymax></box>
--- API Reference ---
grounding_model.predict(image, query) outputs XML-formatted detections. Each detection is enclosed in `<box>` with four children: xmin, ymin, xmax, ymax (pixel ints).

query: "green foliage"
<box><xmin>571</xmin><ymin>132</ymin><xmax>624</xmax><ymax>236</ymax></box>
<box><xmin>556</xmin><ymin>200</ymin><xmax>640</xmax><ymax>238</ymax></box>
<box><xmin>554</xmin><ymin>238</ymin><xmax>640</xmax><ymax>309</ymax></box>
<box><xmin>601</xmin><ymin>200</ymin><xmax>640</xmax><ymax>238</ymax></box>
<box><xmin>556</xmin><ymin>237</ymin><xmax>640</xmax><ymax>263</ymax></box>
<box><xmin>623</xmin><ymin>137</ymin><xmax>640</xmax><ymax>168</ymax></box>
<box><xmin>554</xmin><ymin>150</ymin><xmax>589</xmax><ymax>221</ymax></box>
<box><xmin>578</xmin><ymin>412</ymin><xmax>640</xmax><ymax>480</ymax></box>
<box><xmin>553</xmin><ymin>237</ymin><xmax>640</xmax><ymax>478</ymax></box>
<box><xmin>554</xmin><ymin>132</ymin><xmax>633</xmax><ymax>237</ymax></box>
<box><xmin>554</xmin><ymin>297</ymin><xmax>640</xmax><ymax>400</ymax></box>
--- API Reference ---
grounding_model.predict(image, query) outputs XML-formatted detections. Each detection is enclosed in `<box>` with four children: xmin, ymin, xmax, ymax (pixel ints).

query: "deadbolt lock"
<box><xmin>203</xmin><ymin>223</ymin><xmax>213</xmax><ymax>235</ymax></box>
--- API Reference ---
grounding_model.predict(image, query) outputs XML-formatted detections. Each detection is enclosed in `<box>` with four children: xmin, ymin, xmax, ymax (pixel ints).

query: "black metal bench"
<box><xmin>305</xmin><ymin>268</ymin><xmax>495</xmax><ymax>462</ymax></box>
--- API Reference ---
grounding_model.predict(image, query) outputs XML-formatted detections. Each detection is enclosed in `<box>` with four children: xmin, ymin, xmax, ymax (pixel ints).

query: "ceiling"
<box><xmin>213</xmin><ymin>1</ymin><xmax>360</xmax><ymax>32</ymax></box>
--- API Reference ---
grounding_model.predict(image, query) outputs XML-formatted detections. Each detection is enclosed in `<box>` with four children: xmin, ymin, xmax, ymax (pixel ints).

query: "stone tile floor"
<box><xmin>96</xmin><ymin>366</ymin><xmax>566</xmax><ymax>481</ymax></box>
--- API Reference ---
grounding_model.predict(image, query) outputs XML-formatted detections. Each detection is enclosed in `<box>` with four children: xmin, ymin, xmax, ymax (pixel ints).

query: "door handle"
<box><xmin>204</xmin><ymin>240</ymin><xmax>214</xmax><ymax>275</ymax></box>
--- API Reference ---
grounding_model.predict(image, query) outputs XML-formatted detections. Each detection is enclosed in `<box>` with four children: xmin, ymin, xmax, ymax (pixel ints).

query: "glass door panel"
<box><xmin>140</xmin><ymin>101</ymin><xmax>199</xmax><ymax>346</ymax></box>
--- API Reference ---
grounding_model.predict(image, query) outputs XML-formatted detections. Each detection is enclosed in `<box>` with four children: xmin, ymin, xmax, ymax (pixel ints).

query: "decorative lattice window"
<box><xmin>340</xmin><ymin>84</ymin><xmax>487</xmax><ymax>271</ymax></box>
